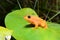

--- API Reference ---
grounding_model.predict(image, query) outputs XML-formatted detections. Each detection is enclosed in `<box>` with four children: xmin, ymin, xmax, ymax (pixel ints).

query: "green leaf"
<box><xmin>5</xmin><ymin>8</ymin><xmax>60</xmax><ymax>40</ymax></box>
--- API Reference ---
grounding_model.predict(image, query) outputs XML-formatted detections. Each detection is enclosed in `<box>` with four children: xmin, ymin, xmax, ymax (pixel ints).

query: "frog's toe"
<box><xmin>31</xmin><ymin>27</ymin><xmax>38</xmax><ymax>30</ymax></box>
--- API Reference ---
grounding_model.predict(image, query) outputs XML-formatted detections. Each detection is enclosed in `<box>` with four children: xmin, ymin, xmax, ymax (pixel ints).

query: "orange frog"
<box><xmin>24</xmin><ymin>15</ymin><xmax>48</xmax><ymax>29</ymax></box>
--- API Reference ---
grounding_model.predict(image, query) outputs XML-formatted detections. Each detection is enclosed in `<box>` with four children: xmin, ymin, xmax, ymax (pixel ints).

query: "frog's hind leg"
<box><xmin>41</xmin><ymin>24</ymin><xmax>48</xmax><ymax>29</ymax></box>
<box><xmin>44</xmin><ymin>24</ymin><xmax>48</xmax><ymax>29</ymax></box>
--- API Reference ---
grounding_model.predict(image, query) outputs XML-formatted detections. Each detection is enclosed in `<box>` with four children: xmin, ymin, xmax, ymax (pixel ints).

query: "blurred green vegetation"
<box><xmin>0</xmin><ymin>0</ymin><xmax>60</xmax><ymax>25</ymax></box>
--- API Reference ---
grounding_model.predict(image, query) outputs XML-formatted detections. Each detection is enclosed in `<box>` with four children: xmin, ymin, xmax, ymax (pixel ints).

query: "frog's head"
<box><xmin>24</xmin><ymin>15</ymin><xmax>31</xmax><ymax>19</ymax></box>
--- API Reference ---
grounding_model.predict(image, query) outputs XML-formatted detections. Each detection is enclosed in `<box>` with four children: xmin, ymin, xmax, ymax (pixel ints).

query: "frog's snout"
<box><xmin>24</xmin><ymin>16</ymin><xmax>27</xmax><ymax>20</ymax></box>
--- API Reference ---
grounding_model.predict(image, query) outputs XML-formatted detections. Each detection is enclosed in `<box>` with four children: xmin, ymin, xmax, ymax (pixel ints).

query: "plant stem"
<box><xmin>34</xmin><ymin>0</ymin><xmax>38</xmax><ymax>9</ymax></box>
<box><xmin>48</xmin><ymin>11</ymin><xmax>60</xmax><ymax>21</ymax></box>
<box><xmin>17</xmin><ymin>0</ymin><xmax>22</xmax><ymax>9</ymax></box>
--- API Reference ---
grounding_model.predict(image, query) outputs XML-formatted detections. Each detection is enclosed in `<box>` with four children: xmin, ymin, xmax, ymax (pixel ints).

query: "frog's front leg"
<box><xmin>34</xmin><ymin>23</ymin><xmax>38</xmax><ymax>29</ymax></box>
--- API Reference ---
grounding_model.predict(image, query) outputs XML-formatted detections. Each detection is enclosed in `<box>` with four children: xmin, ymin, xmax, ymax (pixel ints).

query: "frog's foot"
<box><xmin>43</xmin><ymin>26</ymin><xmax>48</xmax><ymax>30</ymax></box>
<box><xmin>31</xmin><ymin>27</ymin><xmax>38</xmax><ymax>30</ymax></box>
<box><xmin>35</xmin><ymin>26</ymin><xmax>38</xmax><ymax>29</ymax></box>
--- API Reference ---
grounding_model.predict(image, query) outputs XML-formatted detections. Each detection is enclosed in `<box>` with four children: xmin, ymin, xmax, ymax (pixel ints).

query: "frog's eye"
<box><xmin>28</xmin><ymin>16</ymin><xmax>31</xmax><ymax>18</ymax></box>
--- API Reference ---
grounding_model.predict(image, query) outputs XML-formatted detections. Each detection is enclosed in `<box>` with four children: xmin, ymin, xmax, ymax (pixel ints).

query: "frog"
<box><xmin>24</xmin><ymin>15</ymin><xmax>48</xmax><ymax>29</ymax></box>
